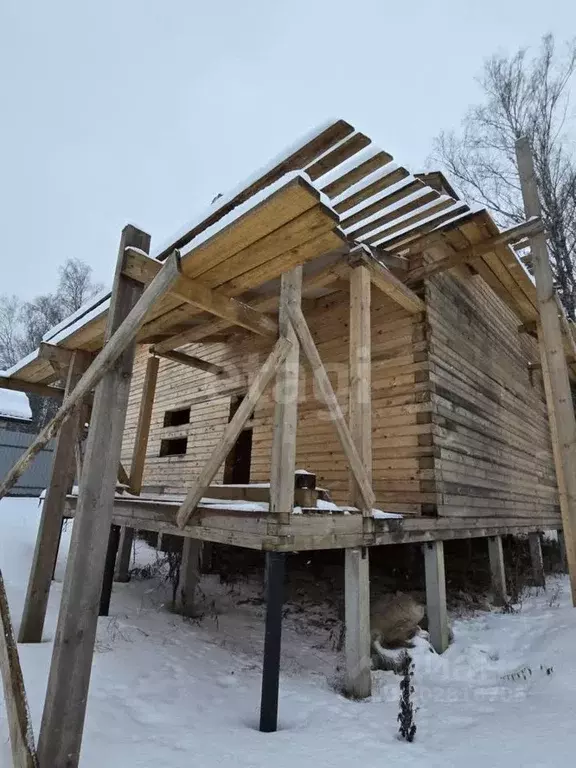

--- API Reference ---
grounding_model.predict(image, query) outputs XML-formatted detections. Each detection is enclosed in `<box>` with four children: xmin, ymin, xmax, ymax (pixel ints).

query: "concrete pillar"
<box><xmin>344</xmin><ymin>547</ymin><xmax>371</xmax><ymax>699</ymax></box>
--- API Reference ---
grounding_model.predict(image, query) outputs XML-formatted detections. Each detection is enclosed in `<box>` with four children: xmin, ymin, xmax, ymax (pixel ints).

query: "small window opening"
<box><xmin>163</xmin><ymin>407</ymin><xmax>190</xmax><ymax>428</ymax></box>
<box><xmin>223</xmin><ymin>394</ymin><xmax>253</xmax><ymax>484</ymax></box>
<box><xmin>159</xmin><ymin>437</ymin><xmax>188</xmax><ymax>457</ymax></box>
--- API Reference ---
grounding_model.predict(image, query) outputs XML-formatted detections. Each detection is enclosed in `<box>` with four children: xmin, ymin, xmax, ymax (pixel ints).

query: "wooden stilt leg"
<box><xmin>424</xmin><ymin>541</ymin><xmax>449</xmax><ymax>653</ymax></box>
<box><xmin>173</xmin><ymin>538</ymin><xmax>201</xmax><ymax>617</ymax></box>
<box><xmin>558</xmin><ymin>530</ymin><xmax>568</xmax><ymax>572</ymax></box>
<box><xmin>37</xmin><ymin>225</ymin><xmax>152</xmax><ymax>768</ymax></box>
<box><xmin>259</xmin><ymin>552</ymin><xmax>285</xmax><ymax>733</ymax></box>
<box><xmin>18</xmin><ymin>352</ymin><xmax>89</xmax><ymax>644</ymax></box>
<box><xmin>487</xmin><ymin>535</ymin><xmax>507</xmax><ymax>606</ymax></box>
<box><xmin>344</xmin><ymin>547</ymin><xmax>371</xmax><ymax>699</ymax></box>
<box><xmin>115</xmin><ymin>527</ymin><xmax>134</xmax><ymax>583</ymax></box>
<box><xmin>99</xmin><ymin>525</ymin><xmax>121</xmax><ymax>617</ymax></box>
<box><xmin>529</xmin><ymin>532</ymin><xmax>546</xmax><ymax>588</ymax></box>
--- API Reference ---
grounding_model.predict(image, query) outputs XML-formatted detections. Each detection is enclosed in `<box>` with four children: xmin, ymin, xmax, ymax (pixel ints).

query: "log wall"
<box><xmin>425</xmin><ymin>268</ymin><xmax>559</xmax><ymax>520</ymax></box>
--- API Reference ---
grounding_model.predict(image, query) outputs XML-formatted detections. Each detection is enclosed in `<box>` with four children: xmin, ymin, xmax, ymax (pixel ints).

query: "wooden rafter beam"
<box><xmin>153</xmin><ymin>349</ymin><xmax>228</xmax><ymax>377</ymax></box>
<box><xmin>349</xmin><ymin>247</ymin><xmax>424</xmax><ymax>314</ymax></box>
<box><xmin>405</xmin><ymin>218</ymin><xmax>545</xmax><ymax>285</ymax></box>
<box><xmin>0</xmin><ymin>377</ymin><xmax>65</xmax><ymax>400</ymax></box>
<box><xmin>123</xmin><ymin>247</ymin><xmax>278</xmax><ymax>339</ymax></box>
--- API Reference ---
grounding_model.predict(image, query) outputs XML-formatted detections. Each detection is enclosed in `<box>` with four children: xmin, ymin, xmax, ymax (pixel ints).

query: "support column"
<box><xmin>99</xmin><ymin>524</ymin><xmax>121</xmax><ymax>617</ymax></box>
<box><xmin>529</xmin><ymin>532</ymin><xmax>546</xmax><ymax>588</ymax></box>
<box><xmin>259</xmin><ymin>552</ymin><xmax>286</xmax><ymax>733</ymax></box>
<box><xmin>344</xmin><ymin>264</ymin><xmax>372</xmax><ymax>700</ymax></box>
<box><xmin>424</xmin><ymin>541</ymin><xmax>449</xmax><ymax>653</ymax></box>
<box><xmin>173</xmin><ymin>538</ymin><xmax>202</xmax><ymax>617</ymax></box>
<box><xmin>487</xmin><ymin>535</ymin><xmax>507</xmax><ymax>605</ymax></box>
<box><xmin>558</xmin><ymin>530</ymin><xmax>568</xmax><ymax>572</ymax></box>
<box><xmin>18</xmin><ymin>351</ymin><xmax>90</xmax><ymax>643</ymax></box>
<box><xmin>516</xmin><ymin>137</ymin><xmax>576</xmax><ymax>604</ymax></box>
<box><xmin>115</xmin><ymin>354</ymin><xmax>160</xmax><ymax>582</ymax></box>
<box><xmin>37</xmin><ymin>225</ymin><xmax>151</xmax><ymax>768</ymax></box>
<box><xmin>269</xmin><ymin>266</ymin><xmax>302</xmax><ymax>527</ymax></box>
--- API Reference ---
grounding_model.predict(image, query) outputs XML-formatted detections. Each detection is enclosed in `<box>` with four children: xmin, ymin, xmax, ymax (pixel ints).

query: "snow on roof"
<box><xmin>0</xmin><ymin>387</ymin><xmax>32</xmax><ymax>421</ymax></box>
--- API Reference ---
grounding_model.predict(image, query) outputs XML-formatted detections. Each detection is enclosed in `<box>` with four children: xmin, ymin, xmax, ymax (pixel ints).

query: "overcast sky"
<box><xmin>1</xmin><ymin>0</ymin><xmax>575</xmax><ymax>300</ymax></box>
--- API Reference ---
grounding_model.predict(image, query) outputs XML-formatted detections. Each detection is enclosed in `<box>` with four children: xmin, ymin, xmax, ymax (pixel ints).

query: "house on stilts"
<box><xmin>1</xmin><ymin>119</ymin><xmax>576</xmax><ymax>767</ymax></box>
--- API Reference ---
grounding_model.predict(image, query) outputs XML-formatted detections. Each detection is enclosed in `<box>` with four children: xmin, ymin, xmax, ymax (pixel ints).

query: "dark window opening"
<box><xmin>164</xmin><ymin>407</ymin><xmax>191</xmax><ymax>428</ymax></box>
<box><xmin>160</xmin><ymin>437</ymin><xmax>188</xmax><ymax>457</ymax></box>
<box><xmin>223</xmin><ymin>394</ymin><xmax>253</xmax><ymax>484</ymax></box>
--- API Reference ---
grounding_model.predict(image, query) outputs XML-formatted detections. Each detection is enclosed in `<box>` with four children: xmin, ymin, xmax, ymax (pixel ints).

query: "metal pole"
<box><xmin>259</xmin><ymin>552</ymin><xmax>286</xmax><ymax>732</ymax></box>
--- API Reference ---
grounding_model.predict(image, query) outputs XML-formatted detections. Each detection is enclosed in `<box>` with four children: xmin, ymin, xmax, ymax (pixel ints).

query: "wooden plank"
<box><xmin>345</xmin><ymin>190</ymin><xmax>439</xmax><ymax>240</ymax></box>
<box><xmin>342</xmin><ymin>179</ymin><xmax>430</xmax><ymax>231</ymax></box>
<box><xmin>305</xmin><ymin>132</ymin><xmax>372</xmax><ymax>180</ymax></box>
<box><xmin>123</xmin><ymin>247</ymin><xmax>278</xmax><ymax>337</ymax></box>
<box><xmin>351</xmin><ymin>248</ymin><xmax>424</xmax><ymax>314</ymax></box>
<box><xmin>321</xmin><ymin>150</ymin><xmax>393</xmax><ymax>198</ymax></box>
<box><xmin>18</xmin><ymin>351</ymin><xmax>90</xmax><ymax>644</ymax></box>
<box><xmin>270</xmin><ymin>267</ymin><xmax>302</xmax><ymax>526</ymax></box>
<box><xmin>344</xmin><ymin>547</ymin><xmax>371</xmax><ymax>699</ymax></box>
<box><xmin>287</xmin><ymin>303</ymin><xmax>375</xmax><ymax>511</ymax></box>
<box><xmin>155</xmin><ymin>350</ymin><xmax>228</xmax><ymax>377</ymax></box>
<box><xmin>154</xmin><ymin>119</ymin><xmax>354</xmax><ymax>260</ymax></box>
<box><xmin>0</xmin><ymin>250</ymin><xmax>180</xmax><ymax>502</ymax></box>
<box><xmin>0</xmin><ymin>377</ymin><xmax>65</xmax><ymax>400</ymax></box>
<box><xmin>0</xmin><ymin>570</ymin><xmax>38</xmax><ymax>768</ymax></box>
<box><xmin>516</xmin><ymin>137</ymin><xmax>576</xmax><ymax>604</ymax></box>
<box><xmin>176</xmin><ymin>337</ymin><xmax>292</xmax><ymax>528</ymax></box>
<box><xmin>334</xmin><ymin>166</ymin><xmax>409</xmax><ymax>214</ymax></box>
<box><xmin>37</xmin><ymin>225</ymin><xmax>152</xmax><ymax>768</ymax></box>
<box><xmin>364</xmin><ymin>198</ymin><xmax>457</xmax><ymax>245</ymax></box>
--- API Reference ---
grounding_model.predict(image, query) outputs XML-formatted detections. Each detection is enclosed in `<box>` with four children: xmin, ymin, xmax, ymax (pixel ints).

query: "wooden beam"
<box><xmin>0</xmin><ymin>570</ymin><xmax>38</xmax><ymax>768</ymax></box>
<box><xmin>528</xmin><ymin>532</ymin><xmax>545</xmax><ymax>587</ymax></box>
<box><xmin>286</xmin><ymin>303</ymin><xmax>376</xmax><ymax>510</ymax></box>
<box><xmin>350</xmin><ymin>248</ymin><xmax>425</xmax><ymax>314</ymax></box>
<box><xmin>516</xmin><ymin>137</ymin><xmax>576</xmax><ymax>604</ymax></box>
<box><xmin>344</xmin><ymin>548</ymin><xmax>371</xmax><ymax>699</ymax></box>
<box><xmin>423</xmin><ymin>541</ymin><xmax>449</xmax><ymax>653</ymax></box>
<box><xmin>154</xmin><ymin>349</ymin><xmax>228</xmax><ymax>377</ymax></box>
<box><xmin>18</xmin><ymin>352</ymin><xmax>90</xmax><ymax>644</ymax></box>
<box><xmin>405</xmin><ymin>217</ymin><xmax>545</xmax><ymax>285</ymax></box>
<box><xmin>173</xmin><ymin>538</ymin><xmax>202</xmax><ymax>617</ymax></box>
<box><xmin>0</xmin><ymin>376</ymin><xmax>65</xmax><ymax>400</ymax></box>
<box><xmin>176</xmin><ymin>337</ymin><xmax>292</xmax><ymax>528</ymax></box>
<box><xmin>123</xmin><ymin>246</ymin><xmax>278</xmax><ymax>337</ymax></box>
<box><xmin>487</xmin><ymin>536</ymin><xmax>507</xmax><ymax>606</ymax></box>
<box><xmin>270</xmin><ymin>267</ymin><xmax>302</xmax><ymax>527</ymax></box>
<box><xmin>0</xmin><ymin>251</ymin><xmax>180</xmax><ymax>502</ymax></box>
<box><xmin>38</xmin><ymin>342</ymin><xmax>84</xmax><ymax>371</ymax></box>
<box><xmin>37</xmin><ymin>225</ymin><xmax>154</xmax><ymax>768</ymax></box>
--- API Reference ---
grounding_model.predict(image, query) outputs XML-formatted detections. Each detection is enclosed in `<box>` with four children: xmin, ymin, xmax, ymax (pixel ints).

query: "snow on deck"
<box><xmin>0</xmin><ymin>385</ymin><xmax>32</xmax><ymax>420</ymax></box>
<box><xmin>2</xmin><ymin>496</ymin><xmax>576</xmax><ymax>768</ymax></box>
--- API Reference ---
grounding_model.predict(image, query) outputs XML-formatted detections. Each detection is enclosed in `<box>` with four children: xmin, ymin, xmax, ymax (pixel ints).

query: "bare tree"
<box><xmin>0</xmin><ymin>258</ymin><xmax>103</xmax><ymax>427</ymax></box>
<box><xmin>433</xmin><ymin>35</ymin><xmax>576</xmax><ymax>316</ymax></box>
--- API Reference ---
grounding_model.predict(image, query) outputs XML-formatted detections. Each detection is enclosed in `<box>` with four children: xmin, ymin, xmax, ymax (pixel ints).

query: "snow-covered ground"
<box><xmin>2</xmin><ymin>497</ymin><xmax>576</xmax><ymax>767</ymax></box>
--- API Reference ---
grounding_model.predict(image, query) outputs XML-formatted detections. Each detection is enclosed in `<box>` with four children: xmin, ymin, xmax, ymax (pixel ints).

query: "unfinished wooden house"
<box><xmin>1</xmin><ymin>119</ymin><xmax>576</xmax><ymax>768</ymax></box>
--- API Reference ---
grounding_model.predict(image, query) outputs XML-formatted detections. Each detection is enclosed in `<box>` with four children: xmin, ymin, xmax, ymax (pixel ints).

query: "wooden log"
<box><xmin>123</xmin><ymin>246</ymin><xmax>278</xmax><ymax>337</ymax></box>
<box><xmin>487</xmin><ymin>535</ymin><xmax>507</xmax><ymax>606</ymax></box>
<box><xmin>18</xmin><ymin>352</ymin><xmax>90</xmax><ymax>644</ymax></box>
<box><xmin>516</xmin><ymin>136</ymin><xmax>576</xmax><ymax>604</ymax></box>
<box><xmin>344</xmin><ymin>547</ymin><xmax>371</xmax><ymax>699</ymax></box>
<box><xmin>286</xmin><ymin>303</ymin><xmax>375</xmax><ymax>511</ymax></box>
<box><xmin>0</xmin><ymin>249</ymin><xmax>180</xmax><ymax>502</ymax></box>
<box><xmin>259</xmin><ymin>552</ymin><xmax>286</xmax><ymax>732</ymax></box>
<box><xmin>173</xmin><ymin>538</ymin><xmax>202</xmax><ymax>617</ymax></box>
<box><xmin>37</xmin><ymin>225</ymin><xmax>153</xmax><ymax>768</ymax></box>
<box><xmin>0</xmin><ymin>570</ymin><xmax>39</xmax><ymax>768</ymax></box>
<box><xmin>155</xmin><ymin>349</ymin><xmax>228</xmax><ymax>377</ymax></box>
<box><xmin>0</xmin><ymin>376</ymin><xmax>65</xmax><ymax>400</ymax></box>
<box><xmin>176</xmin><ymin>337</ymin><xmax>292</xmax><ymax>528</ymax></box>
<box><xmin>424</xmin><ymin>541</ymin><xmax>449</xmax><ymax>653</ymax></box>
<box><xmin>270</xmin><ymin>267</ymin><xmax>302</xmax><ymax>526</ymax></box>
<box><xmin>528</xmin><ymin>532</ymin><xmax>545</xmax><ymax>588</ymax></box>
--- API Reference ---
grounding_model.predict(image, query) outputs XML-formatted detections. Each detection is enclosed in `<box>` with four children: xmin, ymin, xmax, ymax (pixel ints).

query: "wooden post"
<box><xmin>18</xmin><ymin>352</ymin><xmax>90</xmax><ymax>644</ymax></box>
<box><xmin>528</xmin><ymin>532</ymin><xmax>546</xmax><ymax>588</ymax></box>
<box><xmin>37</xmin><ymin>225</ymin><xmax>151</xmax><ymax>768</ymax></box>
<box><xmin>0</xmin><ymin>570</ymin><xmax>38</xmax><ymax>768</ymax></box>
<box><xmin>487</xmin><ymin>535</ymin><xmax>507</xmax><ymax>606</ymax></box>
<box><xmin>99</xmin><ymin>524</ymin><xmax>121</xmax><ymax>617</ymax></box>
<box><xmin>115</xmin><ymin>354</ymin><xmax>160</xmax><ymax>582</ymax></box>
<box><xmin>516</xmin><ymin>136</ymin><xmax>576</xmax><ymax>604</ymax></box>
<box><xmin>344</xmin><ymin>547</ymin><xmax>371</xmax><ymax>699</ymax></box>
<box><xmin>270</xmin><ymin>267</ymin><xmax>302</xmax><ymax>526</ymax></box>
<box><xmin>176</xmin><ymin>337</ymin><xmax>292</xmax><ymax>529</ymax></box>
<box><xmin>558</xmin><ymin>530</ymin><xmax>568</xmax><ymax>572</ymax></box>
<box><xmin>173</xmin><ymin>538</ymin><xmax>202</xmax><ymax>617</ymax></box>
<box><xmin>259</xmin><ymin>552</ymin><xmax>286</xmax><ymax>733</ymax></box>
<box><xmin>424</xmin><ymin>541</ymin><xmax>449</xmax><ymax>653</ymax></box>
<box><xmin>344</xmin><ymin>265</ymin><xmax>372</xmax><ymax>700</ymax></box>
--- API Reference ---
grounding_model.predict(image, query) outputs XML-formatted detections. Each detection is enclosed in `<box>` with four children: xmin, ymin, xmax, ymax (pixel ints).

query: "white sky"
<box><xmin>1</xmin><ymin>0</ymin><xmax>575</xmax><ymax>299</ymax></box>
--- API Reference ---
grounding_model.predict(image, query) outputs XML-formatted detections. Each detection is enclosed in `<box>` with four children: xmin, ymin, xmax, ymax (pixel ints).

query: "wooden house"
<box><xmin>1</xmin><ymin>119</ymin><xmax>576</xmax><ymax>766</ymax></box>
